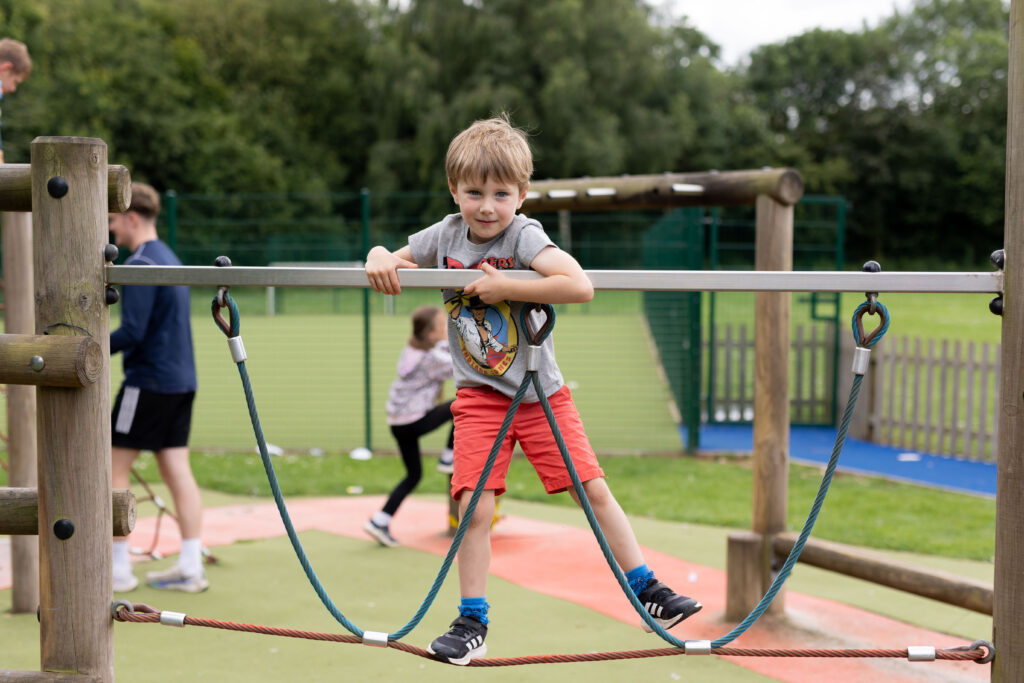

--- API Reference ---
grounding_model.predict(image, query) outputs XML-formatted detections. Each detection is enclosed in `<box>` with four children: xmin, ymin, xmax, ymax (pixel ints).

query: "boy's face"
<box><xmin>449</xmin><ymin>177</ymin><xmax>528</xmax><ymax>245</ymax></box>
<box><xmin>0</xmin><ymin>63</ymin><xmax>25</xmax><ymax>95</ymax></box>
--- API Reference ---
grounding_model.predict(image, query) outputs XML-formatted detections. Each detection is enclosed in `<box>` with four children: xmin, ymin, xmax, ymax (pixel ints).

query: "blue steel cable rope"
<box><xmin>212</xmin><ymin>279</ymin><xmax>889</xmax><ymax>651</ymax></box>
<box><xmin>211</xmin><ymin>288</ymin><xmax>530</xmax><ymax>642</ymax></box>
<box><xmin>525</xmin><ymin>300</ymin><xmax>890</xmax><ymax>649</ymax></box>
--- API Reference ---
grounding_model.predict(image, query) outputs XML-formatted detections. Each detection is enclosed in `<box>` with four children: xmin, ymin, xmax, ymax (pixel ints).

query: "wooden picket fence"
<box><xmin>704</xmin><ymin>324</ymin><xmax>1000</xmax><ymax>461</ymax></box>
<box><xmin>865</xmin><ymin>335</ymin><xmax>1000</xmax><ymax>461</ymax></box>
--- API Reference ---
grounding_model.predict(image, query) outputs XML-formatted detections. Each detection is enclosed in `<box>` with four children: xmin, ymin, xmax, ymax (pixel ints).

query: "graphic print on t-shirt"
<box><xmin>443</xmin><ymin>257</ymin><xmax>519</xmax><ymax>376</ymax></box>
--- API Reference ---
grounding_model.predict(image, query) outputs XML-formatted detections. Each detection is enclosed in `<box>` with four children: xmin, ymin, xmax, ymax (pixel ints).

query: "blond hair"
<box><xmin>445</xmin><ymin>115</ymin><xmax>533</xmax><ymax>191</ymax></box>
<box><xmin>128</xmin><ymin>182</ymin><xmax>161</xmax><ymax>220</ymax></box>
<box><xmin>0</xmin><ymin>39</ymin><xmax>31</xmax><ymax>77</ymax></box>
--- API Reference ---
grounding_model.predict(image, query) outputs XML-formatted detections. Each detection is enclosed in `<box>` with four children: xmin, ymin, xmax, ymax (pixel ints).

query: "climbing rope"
<box><xmin>211</xmin><ymin>281</ymin><xmax>542</xmax><ymax>643</ymax></box>
<box><xmin>112</xmin><ymin>602</ymin><xmax>992</xmax><ymax>666</ymax></box>
<box><xmin>209</xmin><ymin>269</ymin><xmax>985</xmax><ymax>662</ymax></box>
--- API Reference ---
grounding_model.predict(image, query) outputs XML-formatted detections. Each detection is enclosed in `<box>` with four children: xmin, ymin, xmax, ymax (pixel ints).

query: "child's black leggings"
<box><xmin>382</xmin><ymin>400</ymin><xmax>454</xmax><ymax>516</ymax></box>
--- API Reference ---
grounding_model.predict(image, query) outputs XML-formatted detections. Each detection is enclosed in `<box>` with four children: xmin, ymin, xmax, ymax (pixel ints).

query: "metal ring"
<box><xmin>942</xmin><ymin>639</ymin><xmax>995</xmax><ymax>664</ymax></box>
<box><xmin>523</xmin><ymin>303</ymin><xmax>554</xmax><ymax>346</ymax></box>
<box><xmin>855</xmin><ymin>303</ymin><xmax>888</xmax><ymax>348</ymax></box>
<box><xmin>968</xmin><ymin>639</ymin><xmax>995</xmax><ymax>664</ymax></box>
<box><xmin>865</xmin><ymin>291</ymin><xmax>878</xmax><ymax>315</ymax></box>
<box><xmin>111</xmin><ymin>600</ymin><xmax>134</xmax><ymax>620</ymax></box>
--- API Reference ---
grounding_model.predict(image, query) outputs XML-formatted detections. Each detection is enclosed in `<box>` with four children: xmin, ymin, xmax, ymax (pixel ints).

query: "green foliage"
<box><xmin>744</xmin><ymin>0</ymin><xmax>1009</xmax><ymax>265</ymax></box>
<box><xmin>0</xmin><ymin>0</ymin><xmax>1010</xmax><ymax>267</ymax></box>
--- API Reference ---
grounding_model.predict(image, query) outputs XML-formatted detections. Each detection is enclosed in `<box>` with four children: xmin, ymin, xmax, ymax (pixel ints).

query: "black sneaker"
<box><xmin>427</xmin><ymin>615</ymin><xmax>487</xmax><ymax>665</ymax></box>
<box><xmin>636</xmin><ymin>578</ymin><xmax>702</xmax><ymax>631</ymax></box>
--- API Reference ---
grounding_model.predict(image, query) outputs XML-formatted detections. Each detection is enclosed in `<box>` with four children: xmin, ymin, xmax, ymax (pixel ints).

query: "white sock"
<box><xmin>441</xmin><ymin>448</ymin><xmax>454</xmax><ymax>461</ymax></box>
<box><xmin>112</xmin><ymin>541</ymin><xmax>132</xmax><ymax>578</ymax></box>
<box><xmin>372</xmin><ymin>511</ymin><xmax>392</xmax><ymax>527</ymax></box>
<box><xmin>178</xmin><ymin>538</ymin><xmax>203</xmax><ymax>577</ymax></box>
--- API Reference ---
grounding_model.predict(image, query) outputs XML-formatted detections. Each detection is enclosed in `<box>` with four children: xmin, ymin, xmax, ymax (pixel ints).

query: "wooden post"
<box><xmin>751</xmin><ymin>194</ymin><xmax>793</xmax><ymax>615</ymax></box>
<box><xmin>726</xmin><ymin>531</ymin><xmax>770</xmax><ymax>621</ymax></box>
<box><xmin>995</xmin><ymin>0</ymin><xmax>1024</xmax><ymax>678</ymax></box>
<box><xmin>32</xmin><ymin>137</ymin><xmax>113</xmax><ymax>681</ymax></box>
<box><xmin>3</xmin><ymin>210</ymin><xmax>38</xmax><ymax>614</ymax></box>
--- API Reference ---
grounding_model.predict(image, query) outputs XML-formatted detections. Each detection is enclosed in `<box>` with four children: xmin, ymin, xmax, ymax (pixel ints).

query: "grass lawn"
<box><xmin>124</xmin><ymin>448</ymin><xmax>996</xmax><ymax>562</ymax></box>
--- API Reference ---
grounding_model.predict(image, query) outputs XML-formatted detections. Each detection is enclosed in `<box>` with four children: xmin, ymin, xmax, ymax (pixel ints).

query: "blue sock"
<box><xmin>626</xmin><ymin>564</ymin><xmax>655</xmax><ymax>595</ymax></box>
<box><xmin>458</xmin><ymin>597</ymin><xmax>489</xmax><ymax>625</ymax></box>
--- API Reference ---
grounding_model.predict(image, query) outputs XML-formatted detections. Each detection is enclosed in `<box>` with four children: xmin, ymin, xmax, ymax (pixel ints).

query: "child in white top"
<box><xmin>364</xmin><ymin>306</ymin><xmax>454</xmax><ymax>547</ymax></box>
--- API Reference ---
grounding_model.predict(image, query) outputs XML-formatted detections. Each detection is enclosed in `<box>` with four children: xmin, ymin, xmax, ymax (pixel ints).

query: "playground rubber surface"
<box><xmin>2</xmin><ymin>494</ymin><xmax>986</xmax><ymax>682</ymax></box>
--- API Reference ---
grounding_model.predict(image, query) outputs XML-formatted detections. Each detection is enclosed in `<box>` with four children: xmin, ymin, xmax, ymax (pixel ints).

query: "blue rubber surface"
<box><xmin>685</xmin><ymin>424</ymin><xmax>997</xmax><ymax>498</ymax></box>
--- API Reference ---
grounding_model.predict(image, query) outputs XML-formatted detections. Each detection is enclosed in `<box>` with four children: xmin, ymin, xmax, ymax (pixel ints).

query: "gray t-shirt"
<box><xmin>408</xmin><ymin>213</ymin><xmax>563</xmax><ymax>402</ymax></box>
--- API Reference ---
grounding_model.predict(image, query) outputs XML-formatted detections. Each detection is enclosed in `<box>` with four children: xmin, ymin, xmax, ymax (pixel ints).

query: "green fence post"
<box><xmin>165</xmin><ymin>189</ymin><xmax>178</xmax><ymax>254</ymax></box>
<box><xmin>361</xmin><ymin>188</ymin><xmax>372</xmax><ymax>453</ymax></box>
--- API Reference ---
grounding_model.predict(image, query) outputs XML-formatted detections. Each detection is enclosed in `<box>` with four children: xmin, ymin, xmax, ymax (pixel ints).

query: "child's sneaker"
<box><xmin>113</xmin><ymin>573</ymin><xmax>139</xmax><ymax>593</ymax></box>
<box><xmin>637</xmin><ymin>578</ymin><xmax>702</xmax><ymax>631</ymax></box>
<box><xmin>145</xmin><ymin>566</ymin><xmax>209</xmax><ymax>593</ymax></box>
<box><xmin>363</xmin><ymin>519</ymin><xmax>400</xmax><ymax>547</ymax></box>
<box><xmin>437</xmin><ymin>451</ymin><xmax>454</xmax><ymax>474</ymax></box>
<box><xmin>427</xmin><ymin>615</ymin><xmax>487</xmax><ymax>665</ymax></box>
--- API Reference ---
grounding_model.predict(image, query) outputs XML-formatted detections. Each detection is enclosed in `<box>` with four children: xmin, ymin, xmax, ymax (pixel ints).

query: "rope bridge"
<box><xmin>111</xmin><ymin>263</ymin><xmax>995</xmax><ymax>668</ymax></box>
<box><xmin>111</xmin><ymin>602</ymin><xmax>993</xmax><ymax>666</ymax></box>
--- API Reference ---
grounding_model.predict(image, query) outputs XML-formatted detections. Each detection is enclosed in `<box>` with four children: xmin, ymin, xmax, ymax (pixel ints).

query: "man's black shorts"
<box><xmin>111</xmin><ymin>385</ymin><xmax>195</xmax><ymax>451</ymax></box>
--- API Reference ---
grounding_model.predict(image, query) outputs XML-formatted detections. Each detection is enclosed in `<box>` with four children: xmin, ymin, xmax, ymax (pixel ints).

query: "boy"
<box><xmin>365</xmin><ymin>117</ymin><xmax>701</xmax><ymax>665</ymax></box>
<box><xmin>0</xmin><ymin>38</ymin><xmax>32</xmax><ymax>163</ymax></box>
<box><xmin>108</xmin><ymin>182</ymin><xmax>207</xmax><ymax>593</ymax></box>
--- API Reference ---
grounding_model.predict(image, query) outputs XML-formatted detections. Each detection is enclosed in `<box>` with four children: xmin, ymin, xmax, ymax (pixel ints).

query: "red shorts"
<box><xmin>450</xmin><ymin>385</ymin><xmax>603</xmax><ymax>499</ymax></box>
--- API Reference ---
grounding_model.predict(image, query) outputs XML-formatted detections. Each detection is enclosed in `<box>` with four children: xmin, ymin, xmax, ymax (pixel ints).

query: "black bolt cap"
<box><xmin>46</xmin><ymin>176</ymin><xmax>69</xmax><ymax>199</ymax></box>
<box><xmin>991</xmin><ymin>249</ymin><xmax>1005</xmax><ymax>270</ymax></box>
<box><xmin>53</xmin><ymin>519</ymin><xmax>74</xmax><ymax>540</ymax></box>
<box><xmin>214</xmin><ymin>255</ymin><xmax>232</xmax><ymax>267</ymax></box>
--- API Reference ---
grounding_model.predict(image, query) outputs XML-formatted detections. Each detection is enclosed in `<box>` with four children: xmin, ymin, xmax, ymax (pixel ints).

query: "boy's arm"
<box><xmin>365</xmin><ymin>244</ymin><xmax>418</xmax><ymax>295</ymax></box>
<box><xmin>464</xmin><ymin>245</ymin><xmax>594</xmax><ymax>305</ymax></box>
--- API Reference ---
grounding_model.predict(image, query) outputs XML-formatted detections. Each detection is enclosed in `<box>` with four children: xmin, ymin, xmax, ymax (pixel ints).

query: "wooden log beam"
<box><xmin>522</xmin><ymin>168</ymin><xmax>804</xmax><ymax>213</ymax></box>
<box><xmin>0</xmin><ymin>334</ymin><xmax>102</xmax><ymax>387</ymax></box>
<box><xmin>773</xmin><ymin>532</ymin><xmax>994</xmax><ymax>615</ymax></box>
<box><xmin>0</xmin><ymin>164</ymin><xmax>130</xmax><ymax>213</ymax></box>
<box><xmin>0</xmin><ymin>671</ymin><xmax>102</xmax><ymax>682</ymax></box>
<box><xmin>0</xmin><ymin>488</ymin><xmax>136</xmax><ymax>536</ymax></box>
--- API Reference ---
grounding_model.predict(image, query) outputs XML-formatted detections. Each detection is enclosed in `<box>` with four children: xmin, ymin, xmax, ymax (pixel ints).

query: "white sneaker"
<box><xmin>145</xmin><ymin>565</ymin><xmax>209</xmax><ymax>593</ymax></box>
<box><xmin>113</xmin><ymin>573</ymin><xmax>139</xmax><ymax>593</ymax></box>
<box><xmin>363</xmin><ymin>519</ymin><xmax>400</xmax><ymax>547</ymax></box>
<box><xmin>437</xmin><ymin>452</ymin><xmax>454</xmax><ymax>474</ymax></box>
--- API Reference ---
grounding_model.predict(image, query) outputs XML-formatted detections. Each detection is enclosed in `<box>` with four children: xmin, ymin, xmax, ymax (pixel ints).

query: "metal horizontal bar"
<box><xmin>106</xmin><ymin>265</ymin><xmax>1003</xmax><ymax>294</ymax></box>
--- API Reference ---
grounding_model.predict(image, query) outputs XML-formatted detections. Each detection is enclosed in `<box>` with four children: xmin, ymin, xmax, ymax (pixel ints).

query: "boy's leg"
<box><xmin>572</xmin><ymin>479</ymin><xmax>701</xmax><ymax>629</ymax></box>
<box><xmin>428</xmin><ymin>489</ymin><xmax>494</xmax><ymax>665</ymax></box>
<box><xmin>572</xmin><ymin>479</ymin><xmax>701</xmax><ymax>630</ymax></box>
<box><xmin>146</xmin><ymin>446</ymin><xmax>208</xmax><ymax>592</ymax></box>
<box><xmin>572</xmin><ymin>478</ymin><xmax>645</xmax><ymax>570</ymax></box>
<box><xmin>457</xmin><ymin>489</ymin><xmax>495</xmax><ymax>597</ymax></box>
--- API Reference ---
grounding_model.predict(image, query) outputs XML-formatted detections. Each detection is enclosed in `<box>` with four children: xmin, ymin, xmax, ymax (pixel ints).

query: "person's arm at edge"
<box><xmin>365</xmin><ymin>244</ymin><xmax>419</xmax><ymax>296</ymax></box>
<box><xmin>463</xmin><ymin>245</ymin><xmax>593</xmax><ymax>305</ymax></box>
